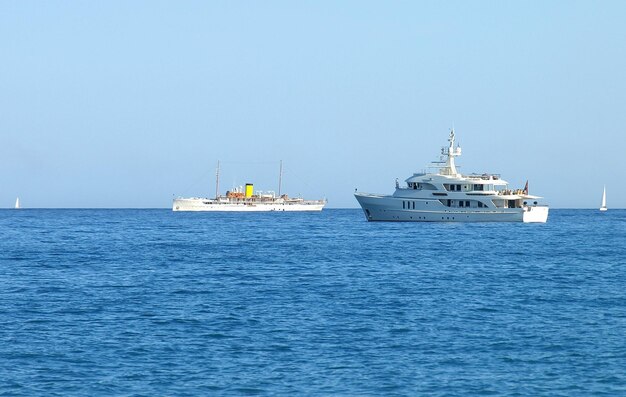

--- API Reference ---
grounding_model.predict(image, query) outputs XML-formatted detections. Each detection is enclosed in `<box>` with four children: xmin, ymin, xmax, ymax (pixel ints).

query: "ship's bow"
<box><xmin>354</xmin><ymin>193</ymin><xmax>382</xmax><ymax>221</ymax></box>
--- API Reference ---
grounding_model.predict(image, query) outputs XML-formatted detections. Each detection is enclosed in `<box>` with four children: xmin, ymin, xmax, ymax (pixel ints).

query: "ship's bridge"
<box><xmin>403</xmin><ymin>172</ymin><xmax>510</xmax><ymax>193</ymax></box>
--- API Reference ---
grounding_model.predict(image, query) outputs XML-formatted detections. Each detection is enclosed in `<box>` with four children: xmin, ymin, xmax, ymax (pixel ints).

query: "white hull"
<box><xmin>355</xmin><ymin>193</ymin><xmax>549</xmax><ymax>223</ymax></box>
<box><xmin>173</xmin><ymin>198</ymin><xmax>325</xmax><ymax>212</ymax></box>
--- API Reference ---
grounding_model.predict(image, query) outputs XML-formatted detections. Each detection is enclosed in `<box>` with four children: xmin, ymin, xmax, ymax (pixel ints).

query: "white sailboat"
<box><xmin>15</xmin><ymin>197</ymin><xmax>20</xmax><ymax>209</ymax></box>
<box><xmin>600</xmin><ymin>186</ymin><xmax>607</xmax><ymax>211</ymax></box>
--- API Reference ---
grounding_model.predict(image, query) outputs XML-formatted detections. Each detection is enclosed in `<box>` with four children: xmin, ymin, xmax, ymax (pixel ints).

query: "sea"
<box><xmin>1</xmin><ymin>209</ymin><xmax>625</xmax><ymax>396</ymax></box>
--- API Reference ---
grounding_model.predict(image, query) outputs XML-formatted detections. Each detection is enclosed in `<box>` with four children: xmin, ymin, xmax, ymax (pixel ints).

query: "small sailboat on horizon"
<box><xmin>600</xmin><ymin>186</ymin><xmax>607</xmax><ymax>212</ymax></box>
<box><xmin>15</xmin><ymin>197</ymin><xmax>20</xmax><ymax>209</ymax></box>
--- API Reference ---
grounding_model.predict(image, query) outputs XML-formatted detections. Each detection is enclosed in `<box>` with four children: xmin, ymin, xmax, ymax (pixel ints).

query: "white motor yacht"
<box><xmin>354</xmin><ymin>129</ymin><xmax>549</xmax><ymax>222</ymax></box>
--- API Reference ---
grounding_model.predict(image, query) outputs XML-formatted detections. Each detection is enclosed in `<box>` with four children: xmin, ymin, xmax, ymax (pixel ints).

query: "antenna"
<box><xmin>278</xmin><ymin>160</ymin><xmax>283</xmax><ymax>197</ymax></box>
<box><xmin>215</xmin><ymin>160</ymin><xmax>220</xmax><ymax>199</ymax></box>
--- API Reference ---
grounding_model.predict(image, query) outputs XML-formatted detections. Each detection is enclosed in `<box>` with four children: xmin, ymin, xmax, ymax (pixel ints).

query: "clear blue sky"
<box><xmin>2</xmin><ymin>1</ymin><xmax>625</xmax><ymax>208</ymax></box>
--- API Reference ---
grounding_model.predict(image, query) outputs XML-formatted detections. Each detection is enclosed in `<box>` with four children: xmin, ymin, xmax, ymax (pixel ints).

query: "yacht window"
<box><xmin>459</xmin><ymin>201</ymin><xmax>464</xmax><ymax>207</ymax></box>
<box><xmin>402</xmin><ymin>201</ymin><xmax>405</xmax><ymax>209</ymax></box>
<box><xmin>466</xmin><ymin>201</ymin><xmax>470</xmax><ymax>207</ymax></box>
<box><xmin>412</xmin><ymin>202</ymin><xmax>415</xmax><ymax>209</ymax></box>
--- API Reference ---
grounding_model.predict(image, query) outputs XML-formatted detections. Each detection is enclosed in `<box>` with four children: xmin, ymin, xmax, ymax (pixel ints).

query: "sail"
<box><xmin>600</xmin><ymin>186</ymin><xmax>607</xmax><ymax>211</ymax></box>
<box><xmin>15</xmin><ymin>197</ymin><xmax>20</xmax><ymax>209</ymax></box>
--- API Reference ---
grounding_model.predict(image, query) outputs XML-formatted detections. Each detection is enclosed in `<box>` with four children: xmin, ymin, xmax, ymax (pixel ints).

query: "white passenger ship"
<box><xmin>173</xmin><ymin>162</ymin><xmax>326</xmax><ymax>212</ymax></box>
<box><xmin>354</xmin><ymin>129</ymin><xmax>549</xmax><ymax>222</ymax></box>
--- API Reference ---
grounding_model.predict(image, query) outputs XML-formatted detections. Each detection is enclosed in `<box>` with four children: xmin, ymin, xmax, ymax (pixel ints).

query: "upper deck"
<box><xmin>395</xmin><ymin>129</ymin><xmax>539</xmax><ymax>199</ymax></box>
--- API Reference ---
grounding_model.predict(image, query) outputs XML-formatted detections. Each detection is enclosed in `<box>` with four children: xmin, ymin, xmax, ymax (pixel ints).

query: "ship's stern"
<box><xmin>522</xmin><ymin>205</ymin><xmax>549</xmax><ymax>223</ymax></box>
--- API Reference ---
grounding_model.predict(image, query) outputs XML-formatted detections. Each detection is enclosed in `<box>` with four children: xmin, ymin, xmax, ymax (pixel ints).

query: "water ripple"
<box><xmin>1</xmin><ymin>209</ymin><xmax>625</xmax><ymax>396</ymax></box>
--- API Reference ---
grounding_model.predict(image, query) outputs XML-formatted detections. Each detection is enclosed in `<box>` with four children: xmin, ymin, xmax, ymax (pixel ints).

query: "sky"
<box><xmin>1</xmin><ymin>1</ymin><xmax>625</xmax><ymax>208</ymax></box>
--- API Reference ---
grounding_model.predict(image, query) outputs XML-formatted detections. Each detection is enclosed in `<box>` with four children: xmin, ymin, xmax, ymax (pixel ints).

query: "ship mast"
<box><xmin>440</xmin><ymin>128</ymin><xmax>462</xmax><ymax>176</ymax></box>
<box><xmin>278</xmin><ymin>160</ymin><xmax>283</xmax><ymax>197</ymax></box>
<box><xmin>215</xmin><ymin>160</ymin><xmax>220</xmax><ymax>199</ymax></box>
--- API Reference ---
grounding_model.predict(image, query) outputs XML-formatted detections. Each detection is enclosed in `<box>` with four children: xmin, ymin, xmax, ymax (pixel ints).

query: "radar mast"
<box><xmin>440</xmin><ymin>128</ymin><xmax>462</xmax><ymax>176</ymax></box>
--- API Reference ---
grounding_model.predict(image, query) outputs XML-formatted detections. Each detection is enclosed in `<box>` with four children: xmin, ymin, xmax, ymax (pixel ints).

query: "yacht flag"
<box><xmin>523</xmin><ymin>180</ymin><xmax>529</xmax><ymax>195</ymax></box>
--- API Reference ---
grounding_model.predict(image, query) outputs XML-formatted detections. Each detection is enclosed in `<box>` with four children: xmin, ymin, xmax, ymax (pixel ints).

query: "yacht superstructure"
<box><xmin>354</xmin><ymin>129</ymin><xmax>549</xmax><ymax>222</ymax></box>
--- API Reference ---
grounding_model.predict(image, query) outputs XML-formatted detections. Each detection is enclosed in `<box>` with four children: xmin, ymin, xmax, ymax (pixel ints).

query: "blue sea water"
<box><xmin>0</xmin><ymin>209</ymin><xmax>625</xmax><ymax>396</ymax></box>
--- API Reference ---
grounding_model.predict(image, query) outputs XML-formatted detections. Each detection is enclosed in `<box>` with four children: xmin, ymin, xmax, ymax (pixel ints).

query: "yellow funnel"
<box><xmin>245</xmin><ymin>183</ymin><xmax>253</xmax><ymax>198</ymax></box>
